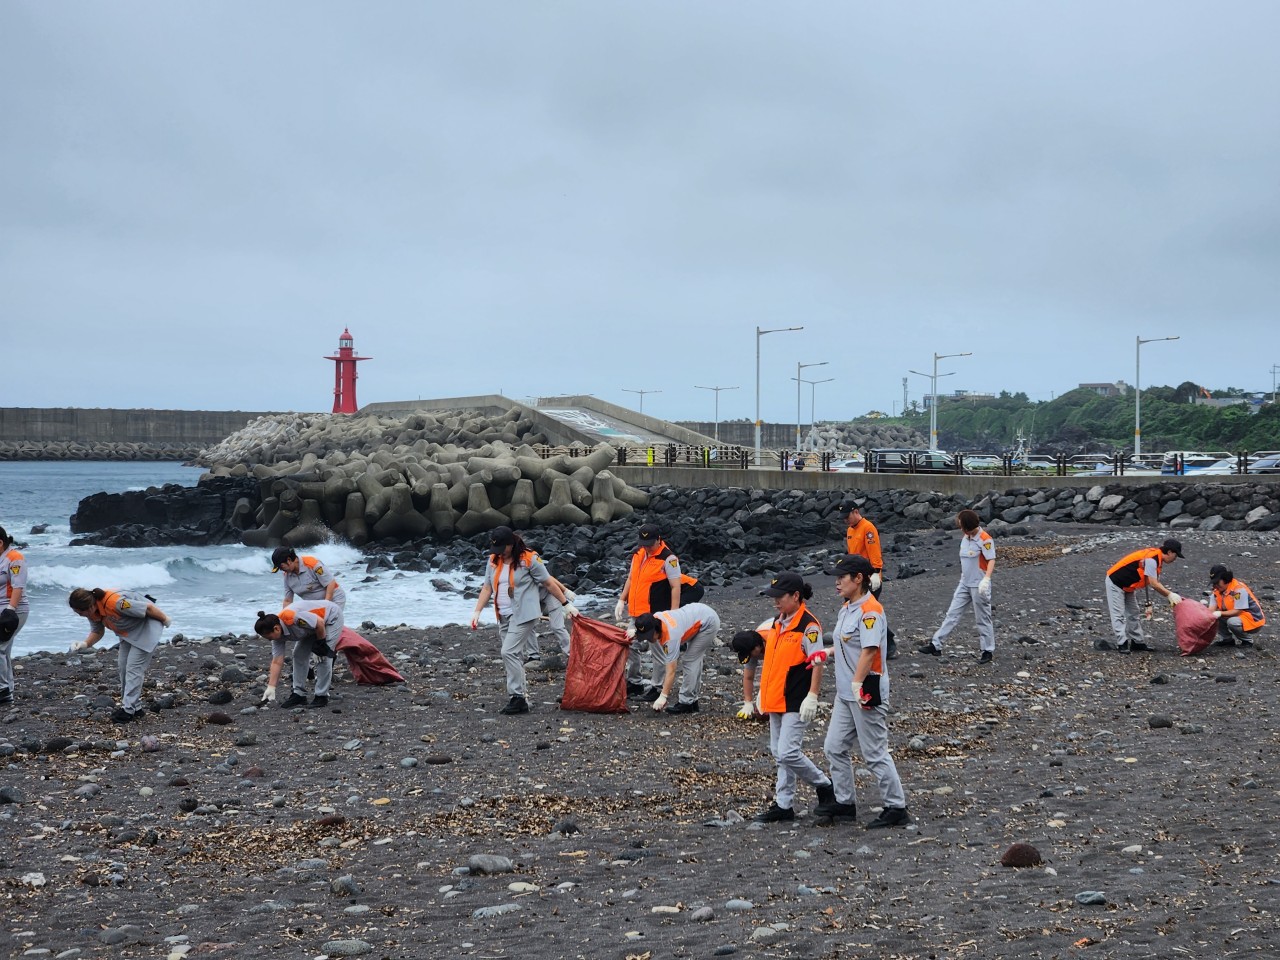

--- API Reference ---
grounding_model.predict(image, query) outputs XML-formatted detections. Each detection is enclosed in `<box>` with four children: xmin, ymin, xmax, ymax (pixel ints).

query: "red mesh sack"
<box><xmin>560</xmin><ymin>616</ymin><xmax>632</xmax><ymax>713</ymax></box>
<box><xmin>1175</xmin><ymin>601</ymin><xmax>1219</xmax><ymax>656</ymax></box>
<box><xmin>336</xmin><ymin>627</ymin><xmax>406</xmax><ymax>684</ymax></box>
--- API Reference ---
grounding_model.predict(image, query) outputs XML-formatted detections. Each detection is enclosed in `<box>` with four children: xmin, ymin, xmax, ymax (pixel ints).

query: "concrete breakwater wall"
<box><xmin>0</xmin><ymin>407</ymin><xmax>283</xmax><ymax>461</ymax></box>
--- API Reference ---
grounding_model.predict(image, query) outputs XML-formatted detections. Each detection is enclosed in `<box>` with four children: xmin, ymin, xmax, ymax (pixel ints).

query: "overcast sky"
<box><xmin>3</xmin><ymin>2</ymin><xmax>1278</xmax><ymax>426</ymax></box>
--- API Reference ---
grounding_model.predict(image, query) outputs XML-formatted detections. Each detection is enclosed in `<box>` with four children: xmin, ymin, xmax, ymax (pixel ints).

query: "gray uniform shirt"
<box><xmin>483</xmin><ymin>551</ymin><xmax>553</xmax><ymax>625</ymax></box>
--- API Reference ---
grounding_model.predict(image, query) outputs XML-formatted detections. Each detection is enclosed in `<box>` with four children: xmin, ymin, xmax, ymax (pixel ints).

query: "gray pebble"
<box><xmin>98</xmin><ymin>926</ymin><xmax>143</xmax><ymax>945</ymax></box>
<box><xmin>399</xmin><ymin>757</ymin><xmax>418</xmax><ymax>769</ymax></box>
<box><xmin>690</xmin><ymin>906</ymin><xmax>714</xmax><ymax>921</ymax></box>
<box><xmin>1179</xmin><ymin>723</ymin><xmax>1206</xmax><ymax>735</ymax></box>
<box><xmin>331</xmin><ymin>874</ymin><xmax>362</xmax><ymax>896</ymax></box>
<box><xmin>471</xmin><ymin>903</ymin><xmax>522</xmax><ymax>919</ymax></box>
<box><xmin>1075</xmin><ymin>890</ymin><xmax>1107</xmax><ymax>905</ymax></box>
<box><xmin>725</xmin><ymin>899</ymin><xmax>754</xmax><ymax>911</ymax></box>
<box><xmin>1147</xmin><ymin>715</ymin><xmax>1173</xmax><ymax>729</ymax></box>
<box><xmin>319</xmin><ymin>940</ymin><xmax>373</xmax><ymax>957</ymax></box>
<box><xmin>468</xmin><ymin>854</ymin><xmax>514</xmax><ymax>875</ymax></box>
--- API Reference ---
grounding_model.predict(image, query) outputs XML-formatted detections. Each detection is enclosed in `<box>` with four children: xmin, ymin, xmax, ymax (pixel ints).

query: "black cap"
<box><xmin>762</xmin><ymin>572</ymin><xmax>805</xmax><ymax>597</ymax></box>
<box><xmin>633</xmin><ymin>613</ymin><xmax>660</xmax><ymax>636</ymax></box>
<box><xmin>637</xmin><ymin>523</ymin><xmax>661</xmax><ymax>546</ymax></box>
<box><xmin>1208</xmin><ymin>563</ymin><xmax>1231</xmax><ymax>583</ymax></box>
<box><xmin>270</xmin><ymin>546</ymin><xmax>296</xmax><ymax>572</ymax></box>
<box><xmin>490</xmin><ymin>526</ymin><xmax>516</xmax><ymax>547</ymax></box>
<box><xmin>840</xmin><ymin>498</ymin><xmax>866</xmax><ymax>514</ymax></box>
<box><xmin>1161</xmin><ymin>538</ymin><xmax>1184</xmax><ymax>558</ymax></box>
<box><xmin>833</xmin><ymin>555</ymin><xmax>874</xmax><ymax>579</ymax></box>
<box><xmin>730</xmin><ymin>629</ymin><xmax>765</xmax><ymax>663</ymax></box>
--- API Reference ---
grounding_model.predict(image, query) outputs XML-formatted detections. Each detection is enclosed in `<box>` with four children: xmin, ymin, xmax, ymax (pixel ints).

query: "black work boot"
<box><xmin>754</xmin><ymin>802</ymin><xmax>795</xmax><ymax>823</ymax></box>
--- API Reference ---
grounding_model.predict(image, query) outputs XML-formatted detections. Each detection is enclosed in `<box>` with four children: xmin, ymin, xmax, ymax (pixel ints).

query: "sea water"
<box><xmin>0</xmin><ymin>461</ymin><xmax>476</xmax><ymax>656</ymax></box>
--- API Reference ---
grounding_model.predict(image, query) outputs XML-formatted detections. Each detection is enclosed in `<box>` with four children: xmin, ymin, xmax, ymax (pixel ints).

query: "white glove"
<box><xmin>978</xmin><ymin>577</ymin><xmax>991</xmax><ymax>598</ymax></box>
<box><xmin>71</xmin><ymin>641</ymin><xmax>88</xmax><ymax>652</ymax></box>
<box><xmin>470</xmin><ymin>612</ymin><xmax>481</xmax><ymax>630</ymax></box>
<box><xmin>624</xmin><ymin>625</ymin><xmax>637</xmax><ymax>640</ymax></box>
<box><xmin>1211</xmin><ymin>609</ymin><xmax>1223</xmax><ymax>619</ymax></box>
<box><xmin>1167</xmin><ymin>592</ymin><xmax>1182</xmax><ymax>606</ymax></box>
<box><xmin>160</xmin><ymin>615</ymin><xmax>172</xmax><ymax>628</ymax></box>
<box><xmin>562</xmin><ymin>589</ymin><xmax>577</xmax><ymax>603</ymax></box>
<box><xmin>260</xmin><ymin>685</ymin><xmax>276</xmax><ymax>703</ymax></box>
<box><xmin>754</xmin><ymin>692</ymin><xmax>762</xmax><ymax>715</ymax></box>
<box><xmin>869</xmin><ymin>573</ymin><xmax>882</xmax><ymax>592</ymax></box>
<box><xmin>799</xmin><ymin>693</ymin><xmax>818</xmax><ymax>722</ymax></box>
<box><xmin>736</xmin><ymin>701</ymin><xmax>755</xmax><ymax>719</ymax></box>
<box><xmin>613</xmin><ymin>599</ymin><xmax>626</xmax><ymax>622</ymax></box>
<box><xmin>562</xmin><ymin>602</ymin><xmax>580</xmax><ymax>619</ymax></box>
<box><xmin>652</xmin><ymin>694</ymin><xmax>668</xmax><ymax>711</ymax></box>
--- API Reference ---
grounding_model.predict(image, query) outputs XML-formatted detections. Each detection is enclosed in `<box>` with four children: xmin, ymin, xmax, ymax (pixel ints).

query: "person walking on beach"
<box><xmin>817</xmin><ymin>555</ymin><xmax>909</xmax><ymax>829</ymax></box>
<box><xmin>272</xmin><ymin>547</ymin><xmax>347</xmax><ymax>608</ymax></box>
<box><xmin>254</xmin><ymin>599</ymin><xmax>345</xmax><ymax>708</ymax></box>
<box><xmin>470</xmin><ymin>526</ymin><xmax>579</xmax><ymax>715</ymax></box>
<box><xmin>631</xmin><ymin>601</ymin><xmax>721</xmax><ymax>715</ymax></box>
<box><xmin>918</xmin><ymin>509</ymin><xmax>998</xmax><ymax>663</ymax></box>
<box><xmin>615</xmin><ymin>523</ymin><xmax>702</xmax><ymax>699</ymax></box>
<box><xmin>0</xmin><ymin>526</ymin><xmax>29</xmax><ymax>706</ymax></box>
<box><xmin>1207</xmin><ymin>564</ymin><xmax>1265</xmax><ymax>648</ymax></box>
<box><xmin>68</xmin><ymin>587</ymin><xmax>171</xmax><ymax>723</ymax></box>
<box><xmin>1099</xmin><ymin>539</ymin><xmax>1183</xmax><ymax>652</ymax></box>
<box><xmin>842</xmin><ymin>500</ymin><xmax>897</xmax><ymax>659</ymax></box>
<box><xmin>731</xmin><ymin>573</ymin><xmax>835</xmax><ymax>822</ymax></box>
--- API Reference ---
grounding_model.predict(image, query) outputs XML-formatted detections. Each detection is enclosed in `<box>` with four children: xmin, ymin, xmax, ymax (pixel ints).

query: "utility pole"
<box><xmin>901</xmin><ymin>377</ymin><xmax>908</xmax><ymax>418</ymax></box>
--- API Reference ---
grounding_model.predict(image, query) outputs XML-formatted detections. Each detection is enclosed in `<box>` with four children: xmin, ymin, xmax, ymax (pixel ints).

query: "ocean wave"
<box><xmin>38</xmin><ymin>561</ymin><xmax>177</xmax><ymax>590</ymax></box>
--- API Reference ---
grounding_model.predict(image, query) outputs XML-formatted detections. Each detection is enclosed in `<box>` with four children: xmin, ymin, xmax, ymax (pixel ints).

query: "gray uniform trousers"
<box><xmin>767</xmin><ymin>712</ymin><xmax>831</xmax><ymax>809</ymax></box>
<box><xmin>292</xmin><ymin>640</ymin><xmax>335</xmax><ymax>698</ymax></box>
<box><xmin>1104</xmin><ymin>579</ymin><xmax>1146</xmax><ymax>647</ymax></box>
<box><xmin>933</xmin><ymin>581</ymin><xmax>995</xmax><ymax>652</ymax></box>
<box><xmin>1218</xmin><ymin>617</ymin><xmax>1262</xmax><ymax>644</ymax></box>
<box><xmin>119</xmin><ymin>640</ymin><xmax>156</xmax><ymax>713</ymax></box>
<box><xmin>670</xmin><ymin>612</ymin><xmax>720</xmax><ymax>705</ymax></box>
<box><xmin>824</xmin><ymin>697</ymin><xmax>906</xmax><ymax>810</ymax></box>
<box><xmin>526</xmin><ymin>603</ymin><xmax>570</xmax><ymax>658</ymax></box>
<box><xmin>497</xmin><ymin>615</ymin><xmax>535</xmax><ymax>698</ymax></box>
<box><xmin>0</xmin><ymin>610</ymin><xmax>28</xmax><ymax>698</ymax></box>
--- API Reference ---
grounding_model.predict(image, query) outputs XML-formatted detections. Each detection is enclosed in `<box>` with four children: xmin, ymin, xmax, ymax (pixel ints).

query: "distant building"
<box><xmin>1078</xmin><ymin>381</ymin><xmax>1129</xmax><ymax>397</ymax></box>
<box><xmin>1193</xmin><ymin>396</ymin><xmax>1255</xmax><ymax>412</ymax></box>
<box><xmin>921</xmin><ymin>389</ymin><xmax>997</xmax><ymax>410</ymax></box>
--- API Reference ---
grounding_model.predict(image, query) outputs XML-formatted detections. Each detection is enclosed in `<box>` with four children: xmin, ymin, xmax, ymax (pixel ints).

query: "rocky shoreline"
<box><xmin>2</xmin><ymin>521</ymin><xmax>1277</xmax><ymax>958</ymax></box>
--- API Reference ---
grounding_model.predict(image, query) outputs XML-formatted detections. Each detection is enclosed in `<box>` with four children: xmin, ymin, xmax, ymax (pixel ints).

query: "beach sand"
<box><xmin>1</xmin><ymin>523</ymin><xmax>1276</xmax><ymax>958</ymax></box>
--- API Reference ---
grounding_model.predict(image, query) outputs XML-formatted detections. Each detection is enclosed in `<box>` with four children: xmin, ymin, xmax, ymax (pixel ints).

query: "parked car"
<box><xmin>867</xmin><ymin>448</ymin><xmax>968</xmax><ymax>475</ymax></box>
<box><xmin>831</xmin><ymin>459</ymin><xmax>864</xmax><ymax>473</ymax></box>
<box><xmin>1249</xmin><ymin>454</ymin><xmax>1280</xmax><ymax>474</ymax></box>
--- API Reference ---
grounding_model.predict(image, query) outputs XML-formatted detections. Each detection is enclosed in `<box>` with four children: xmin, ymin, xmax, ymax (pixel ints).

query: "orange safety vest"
<box><xmin>1107</xmin><ymin>548</ymin><xmax>1163</xmax><ymax>593</ymax></box>
<box><xmin>758</xmin><ymin>604</ymin><xmax>823</xmax><ymax>714</ymax></box>
<box><xmin>845</xmin><ymin>518</ymin><xmax>883</xmax><ymax>570</ymax></box>
<box><xmin>626</xmin><ymin>542</ymin><xmax>698</xmax><ymax>616</ymax></box>
<box><xmin>1213</xmin><ymin>579</ymin><xmax>1265</xmax><ymax>630</ymax></box>
<box><xmin>651</xmin><ymin>610</ymin><xmax>704</xmax><ymax>650</ymax></box>
<box><xmin>489</xmin><ymin>553</ymin><xmax>525</xmax><ymax>620</ymax></box>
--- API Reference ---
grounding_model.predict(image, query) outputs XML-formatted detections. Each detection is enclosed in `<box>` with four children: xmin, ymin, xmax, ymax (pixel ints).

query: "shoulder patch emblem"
<box><xmin>865</xmin><ymin>532</ymin><xmax>875</xmax><ymax>543</ymax></box>
<box><xmin>313</xmin><ymin>565</ymin><xmax>324</xmax><ymax>576</ymax></box>
<box><xmin>120</xmin><ymin>600</ymin><xmax>131</xmax><ymax>610</ymax></box>
<box><xmin>804</xmin><ymin>625</ymin><xmax>821</xmax><ymax>642</ymax></box>
<box><xmin>862</xmin><ymin>615</ymin><xmax>877</xmax><ymax>630</ymax></box>
<box><xmin>8</xmin><ymin>564</ymin><xmax>18</xmax><ymax>576</ymax></box>
<box><xmin>667</xmin><ymin>557</ymin><xmax>679</xmax><ymax>568</ymax></box>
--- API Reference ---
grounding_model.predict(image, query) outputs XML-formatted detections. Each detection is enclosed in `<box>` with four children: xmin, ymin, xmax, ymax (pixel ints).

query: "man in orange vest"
<box><xmin>1208</xmin><ymin>564</ymin><xmax>1265</xmax><ymax>647</ymax></box>
<box><xmin>1100</xmin><ymin>538</ymin><xmax>1183</xmax><ymax>652</ymax></box>
<box><xmin>842</xmin><ymin>500</ymin><xmax>896</xmax><ymax>659</ymax></box>
<box><xmin>614</xmin><ymin>523</ymin><xmax>701</xmax><ymax>699</ymax></box>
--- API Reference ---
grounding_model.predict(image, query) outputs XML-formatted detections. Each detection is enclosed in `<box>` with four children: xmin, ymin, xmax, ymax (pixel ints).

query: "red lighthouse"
<box><xmin>325</xmin><ymin>328</ymin><xmax>371</xmax><ymax>414</ymax></box>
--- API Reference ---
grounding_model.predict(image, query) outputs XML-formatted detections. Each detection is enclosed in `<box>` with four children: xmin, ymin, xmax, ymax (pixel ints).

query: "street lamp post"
<box><xmin>755</xmin><ymin>325</ymin><xmax>803</xmax><ymax>466</ymax></box>
<box><xmin>694</xmin><ymin>384</ymin><xmax>739</xmax><ymax>441</ymax></box>
<box><xmin>1134</xmin><ymin>335</ymin><xmax>1179</xmax><ymax>458</ymax></box>
<box><xmin>622</xmin><ymin>388</ymin><xmax>661</xmax><ymax>414</ymax></box>
<box><xmin>795</xmin><ymin>361</ymin><xmax>829</xmax><ymax>450</ymax></box>
<box><xmin>908</xmin><ymin>352</ymin><xmax>972</xmax><ymax>451</ymax></box>
<box><xmin>791</xmin><ymin>376</ymin><xmax>835</xmax><ymax>429</ymax></box>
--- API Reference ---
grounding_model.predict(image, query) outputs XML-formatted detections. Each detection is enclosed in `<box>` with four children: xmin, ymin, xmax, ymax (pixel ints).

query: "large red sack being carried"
<box><xmin>336</xmin><ymin>627</ymin><xmax>406</xmax><ymax>684</ymax></box>
<box><xmin>1176</xmin><ymin>601</ymin><xmax>1219</xmax><ymax>656</ymax></box>
<box><xmin>560</xmin><ymin>616</ymin><xmax>631</xmax><ymax>713</ymax></box>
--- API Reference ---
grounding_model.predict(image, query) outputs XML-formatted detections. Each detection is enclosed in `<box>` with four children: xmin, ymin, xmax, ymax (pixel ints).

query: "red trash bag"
<box><xmin>560</xmin><ymin>616</ymin><xmax>631</xmax><ymax>713</ymax></box>
<box><xmin>1175</xmin><ymin>601</ymin><xmax>1219</xmax><ymax>656</ymax></box>
<box><xmin>336</xmin><ymin>627</ymin><xmax>406</xmax><ymax>684</ymax></box>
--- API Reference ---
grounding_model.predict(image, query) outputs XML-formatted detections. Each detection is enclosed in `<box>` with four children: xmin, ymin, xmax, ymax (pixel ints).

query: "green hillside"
<box><xmin>869</xmin><ymin>385</ymin><xmax>1280</xmax><ymax>454</ymax></box>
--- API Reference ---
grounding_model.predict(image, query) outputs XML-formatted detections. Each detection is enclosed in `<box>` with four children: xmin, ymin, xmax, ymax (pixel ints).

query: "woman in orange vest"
<box><xmin>470</xmin><ymin>526</ymin><xmax>578</xmax><ymax>716</ymax></box>
<box><xmin>0</xmin><ymin>525</ymin><xmax>29</xmax><ymax>706</ymax></box>
<box><xmin>1101</xmin><ymin>538</ymin><xmax>1183</xmax><ymax>652</ymax></box>
<box><xmin>731</xmin><ymin>572</ymin><xmax>835</xmax><ymax>823</ymax></box>
<box><xmin>68</xmin><ymin>587</ymin><xmax>172</xmax><ymax>723</ymax></box>
<box><xmin>1208</xmin><ymin>564</ymin><xmax>1265</xmax><ymax>647</ymax></box>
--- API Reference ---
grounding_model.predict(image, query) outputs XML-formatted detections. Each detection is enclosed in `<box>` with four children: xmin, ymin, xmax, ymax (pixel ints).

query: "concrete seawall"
<box><xmin>0</xmin><ymin>407</ymin><xmax>286</xmax><ymax>460</ymax></box>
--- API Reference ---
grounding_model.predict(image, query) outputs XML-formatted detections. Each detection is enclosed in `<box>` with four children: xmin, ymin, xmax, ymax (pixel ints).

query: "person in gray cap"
<box><xmin>1099</xmin><ymin>538</ymin><xmax>1183</xmax><ymax>652</ymax></box>
<box><xmin>816</xmin><ymin>555</ymin><xmax>909</xmax><ymax>829</ymax></box>
<box><xmin>470</xmin><ymin>526</ymin><xmax>579</xmax><ymax>715</ymax></box>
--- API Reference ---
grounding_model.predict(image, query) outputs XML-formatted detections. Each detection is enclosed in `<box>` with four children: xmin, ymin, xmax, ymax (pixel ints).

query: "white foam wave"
<box><xmin>38</xmin><ymin>562</ymin><xmax>177</xmax><ymax>590</ymax></box>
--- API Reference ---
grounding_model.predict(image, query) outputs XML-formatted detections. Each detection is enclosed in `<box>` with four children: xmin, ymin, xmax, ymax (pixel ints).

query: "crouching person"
<box><xmin>69</xmin><ymin>587</ymin><xmax>171</xmax><ymax>724</ymax></box>
<box><xmin>255</xmin><ymin>599</ymin><xmax>344</xmax><ymax>709</ymax></box>
<box><xmin>632</xmin><ymin>601</ymin><xmax>721</xmax><ymax>715</ymax></box>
